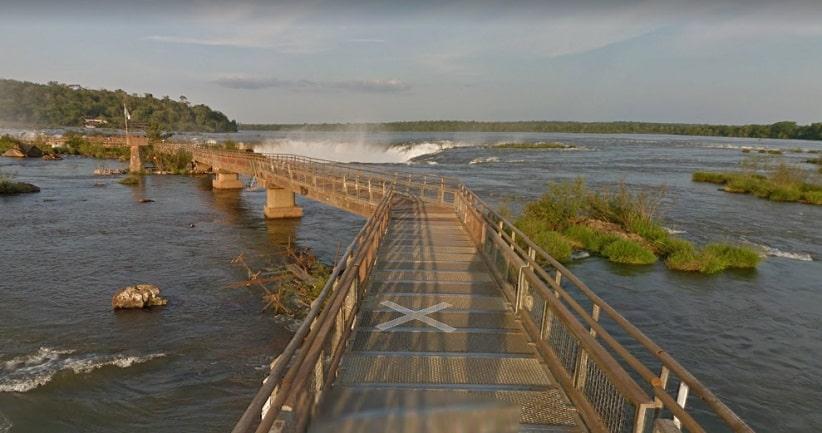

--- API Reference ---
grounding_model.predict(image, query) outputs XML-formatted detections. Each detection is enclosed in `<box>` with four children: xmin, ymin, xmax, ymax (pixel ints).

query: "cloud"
<box><xmin>214</xmin><ymin>77</ymin><xmax>412</xmax><ymax>93</ymax></box>
<box><xmin>144</xmin><ymin>35</ymin><xmax>271</xmax><ymax>49</ymax></box>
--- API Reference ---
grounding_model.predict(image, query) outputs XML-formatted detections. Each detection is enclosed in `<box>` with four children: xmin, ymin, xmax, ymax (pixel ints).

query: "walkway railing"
<box><xmin>454</xmin><ymin>186</ymin><xmax>757</xmax><ymax>433</ymax></box>
<box><xmin>171</xmin><ymin>147</ymin><xmax>756</xmax><ymax>433</ymax></box>
<box><xmin>230</xmin><ymin>191</ymin><xmax>395</xmax><ymax>433</ymax></box>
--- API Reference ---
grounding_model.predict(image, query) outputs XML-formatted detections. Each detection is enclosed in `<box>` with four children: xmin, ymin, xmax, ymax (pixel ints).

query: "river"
<box><xmin>1</xmin><ymin>131</ymin><xmax>819</xmax><ymax>432</ymax></box>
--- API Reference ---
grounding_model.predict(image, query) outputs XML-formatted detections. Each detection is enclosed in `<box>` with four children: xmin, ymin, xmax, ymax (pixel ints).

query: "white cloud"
<box><xmin>214</xmin><ymin>76</ymin><xmax>412</xmax><ymax>93</ymax></box>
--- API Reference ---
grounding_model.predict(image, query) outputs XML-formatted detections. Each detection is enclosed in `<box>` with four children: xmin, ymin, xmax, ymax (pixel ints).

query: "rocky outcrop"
<box><xmin>112</xmin><ymin>284</ymin><xmax>168</xmax><ymax>309</ymax></box>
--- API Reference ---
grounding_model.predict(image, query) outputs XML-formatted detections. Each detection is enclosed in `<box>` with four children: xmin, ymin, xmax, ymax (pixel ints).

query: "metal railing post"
<box><xmin>674</xmin><ymin>382</ymin><xmax>691</xmax><ymax>429</ymax></box>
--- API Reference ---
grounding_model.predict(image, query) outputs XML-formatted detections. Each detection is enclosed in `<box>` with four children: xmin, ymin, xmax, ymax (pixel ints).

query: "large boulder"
<box><xmin>112</xmin><ymin>284</ymin><xmax>168</xmax><ymax>309</ymax></box>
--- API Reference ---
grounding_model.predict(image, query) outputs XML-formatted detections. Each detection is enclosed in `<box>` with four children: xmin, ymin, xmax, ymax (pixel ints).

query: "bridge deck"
<box><xmin>309</xmin><ymin>197</ymin><xmax>583</xmax><ymax>433</ymax></box>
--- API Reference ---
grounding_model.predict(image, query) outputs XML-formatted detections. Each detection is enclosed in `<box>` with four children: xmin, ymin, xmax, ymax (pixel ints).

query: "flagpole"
<box><xmin>124</xmin><ymin>103</ymin><xmax>130</xmax><ymax>147</ymax></box>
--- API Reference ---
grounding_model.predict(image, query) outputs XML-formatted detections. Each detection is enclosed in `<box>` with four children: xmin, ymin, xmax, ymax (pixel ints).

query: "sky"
<box><xmin>2</xmin><ymin>0</ymin><xmax>822</xmax><ymax>124</ymax></box>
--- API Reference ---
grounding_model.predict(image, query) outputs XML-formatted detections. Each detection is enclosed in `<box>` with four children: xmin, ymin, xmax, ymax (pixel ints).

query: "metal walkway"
<box><xmin>309</xmin><ymin>198</ymin><xmax>581</xmax><ymax>433</ymax></box>
<box><xmin>167</xmin><ymin>147</ymin><xmax>757</xmax><ymax>433</ymax></box>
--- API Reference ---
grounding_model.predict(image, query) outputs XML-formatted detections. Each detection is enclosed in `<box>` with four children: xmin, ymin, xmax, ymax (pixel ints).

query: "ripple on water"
<box><xmin>0</xmin><ymin>347</ymin><xmax>166</xmax><ymax>393</ymax></box>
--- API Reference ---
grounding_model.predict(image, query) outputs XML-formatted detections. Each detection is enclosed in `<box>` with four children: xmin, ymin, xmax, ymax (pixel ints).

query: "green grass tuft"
<box><xmin>692</xmin><ymin>171</ymin><xmax>731</xmax><ymax>184</ymax></box>
<box><xmin>532</xmin><ymin>231</ymin><xmax>573</xmax><ymax>263</ymax></box>
<box><xmin>601</xmin><ymin>239</ymin><xmax>657</xmax><ymax>265</ymax></box>
<box><xmin>703</xmin><ymin>244</ymin><xmax>761</xmax><ymax>269</ymax></box>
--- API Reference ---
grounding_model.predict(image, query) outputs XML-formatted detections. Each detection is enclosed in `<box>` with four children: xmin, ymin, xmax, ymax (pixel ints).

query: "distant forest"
<box><xmin>0</xmin><ymin>79</ymin><xmax>237</xmax><ymax>132</ymax></box>
<box><xmin>242</xmin><ymin>120</ymin><xmax>822</xmax><ymax>141</ymax></box>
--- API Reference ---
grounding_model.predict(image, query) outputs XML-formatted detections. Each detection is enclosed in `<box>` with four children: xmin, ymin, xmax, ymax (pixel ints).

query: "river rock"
<box><xmin>112</xmin><ymin>284</ymin><xmax>168</xmax><ymax>309</ymax></box>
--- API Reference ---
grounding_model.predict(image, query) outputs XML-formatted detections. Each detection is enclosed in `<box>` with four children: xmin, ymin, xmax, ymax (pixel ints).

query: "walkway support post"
<box><xmin>212</xmin><ymin>171</ymin><xmax>244</xmax><ymax>190</ymax></box>
<box><xmin>264</xmin><ymin>186</ymin><xmax>303</xmax><ymax>219</ymax></box>
<box><xmin>129</xmin><ymin>145</ymin><xmax>143</xmax><ymax>173</ymax></box>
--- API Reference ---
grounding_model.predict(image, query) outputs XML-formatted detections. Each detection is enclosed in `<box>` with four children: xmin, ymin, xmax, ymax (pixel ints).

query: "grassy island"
<box><xmin>513</xmin><ymin>180</ymin><xmax>761</xmax><ymax>273</ymax></box>
<box><xmin>494</xmin><ymin>142</ymin><xmax>575</xmax><ymax>150</ymax></box>
<box><xmin>693</xmin><ymin>163</ymin><xmax>822</xmax><ymax>205</ymax></box>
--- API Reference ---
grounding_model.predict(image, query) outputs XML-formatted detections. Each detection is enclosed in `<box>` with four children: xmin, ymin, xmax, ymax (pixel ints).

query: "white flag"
<box><xmin>123</xmin><ymin>104</ymin><xmax>131</xmax><ymax>120</ymax></box>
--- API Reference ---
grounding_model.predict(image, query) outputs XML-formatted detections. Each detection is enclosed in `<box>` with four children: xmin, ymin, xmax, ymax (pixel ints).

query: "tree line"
<box><xmin>0</xmin><ymin>79</ymin><xmax>237</xmax><ymax>132</ymax></box>
<box><xmin>242</xmin><ymin>120</ymin><xmax>822</xmax><ymax>141</ymax></box>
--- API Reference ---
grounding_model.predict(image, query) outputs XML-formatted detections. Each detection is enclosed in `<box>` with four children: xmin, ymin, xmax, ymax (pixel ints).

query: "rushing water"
<box><xmin>1</xmin><ymin>132</ymin><xmax>820</xmax><ymax>433</ymax></box>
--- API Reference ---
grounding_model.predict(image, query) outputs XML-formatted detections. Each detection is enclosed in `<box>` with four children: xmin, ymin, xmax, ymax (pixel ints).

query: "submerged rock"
<box><xmin>0</xmin><ymin>181</ymin><xmax>40</xmax><ymax>195</ymax></box>
<box><xmin>112</xmin><ymin>284</ymin><xmax>168</xmax><ymax>309</ymax></box>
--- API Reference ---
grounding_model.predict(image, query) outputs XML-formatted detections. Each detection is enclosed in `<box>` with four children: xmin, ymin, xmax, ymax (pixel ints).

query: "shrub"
<box><xmin>520</xmin><ymin>179</ymin><xmax>589</xmax><ymax>231</ymax></box>
<box><xmin>564</xmin><ymin>225</ymin><xmax>603</xmax><ymax>252</ymax></box>
<box><xmin>666</xmin><ymin>243</ymin><xmax>760</xmax><ymax>273</ymax></box>
<box><xmin>665</xmin><ymin>248</ymin><xmax>702</xmax><ymax>272</ymax></box>
<box><xmin>659</xmin><ymin>237</ymin><xmax>695</xmax><ymax>256</ymax></box>
<box><xmin>587</xmin><ymin>182</ymin><xmax>665</xmax><ymax>228</ymax></box>
<box><xmin>532</xmin><ymin>231</ymin><xmax>573</xmax><ymax>263</ymax></box>
<box><xmin>697</xmin><ymin>250</ymin><xmax>728</xmax><ymax>274</ymax></box>
<box><xmin>692</xmin><ymin>171</ymin><xmax>731</xmax><ymax>184</ymax></box>
<box><xmin>601</xmin><ymin>239</ymin><xmax>657</xmax><ymax>265</ymax></box>
<box><xmin>0</xmin><ymin>135</ymin><xmax>23</xmax><ymax>152</ymax></box>
<box><xmin>625</xmin><ymin>215</ymin><xmax>669</xmax><ymax>243</ymax></box>
<box><xmin>802</xmin><ymin>190</ymin><xmax>822</xmax><ymax>205</ymax></box>
<box><xmin>704</xmin><ymin>244</ymin><xmax>761</xmax><ymax>269</ymax></box>
<box><xmin>768</xmin><ymin>185</ymin><xmax>802</xmax><ymax>202</ymax></box>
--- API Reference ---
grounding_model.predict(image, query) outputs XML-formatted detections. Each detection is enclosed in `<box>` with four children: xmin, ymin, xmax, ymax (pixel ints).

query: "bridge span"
<box><xmin>150</xmin><ymin>146</ymin><xmax>755</xmax><ymax>433</ymax></box>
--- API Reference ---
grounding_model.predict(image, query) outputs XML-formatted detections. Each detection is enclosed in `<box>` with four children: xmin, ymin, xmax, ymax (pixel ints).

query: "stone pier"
<box><xmin>264</xmin><ymin>187</ymin><xmax>303</xmax><ymax>219</ymax></box>
<box><xmin>212</xmin><ymin>172</ymin><xmax>244</xmax><ymax>190</ymax></box>
<box><xmin>129</xmin><ymin>145</ymin><xmax>143</xmax><ymax>173</ymax></box>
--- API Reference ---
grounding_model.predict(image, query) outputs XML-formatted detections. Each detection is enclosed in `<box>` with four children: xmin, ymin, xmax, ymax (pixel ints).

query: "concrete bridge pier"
<box><xmin>129</xmin><ymin>145</ymin><xmax>143</xmax><ymax>173</ymax></box>
<box><xmin>212</xmin><ymin>171</ymin><xmax>244</xmax><ymax>190</ymax></box>
<box><xmin>264</xmin><ymin>186</ymin><xmax>303</xmax><ymax>219</ymax></box>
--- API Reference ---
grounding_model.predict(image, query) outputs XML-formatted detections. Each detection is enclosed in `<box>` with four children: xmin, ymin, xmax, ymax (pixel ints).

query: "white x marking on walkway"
<box><xmin>375</xmin><ymin>301</ymin><xmax>456</xmax><ymax>333</ymax></box>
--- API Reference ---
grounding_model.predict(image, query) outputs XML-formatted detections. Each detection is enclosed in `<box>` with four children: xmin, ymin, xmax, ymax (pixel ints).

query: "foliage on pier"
<box><xmin>693</xmin><ymin>161</ymin><xmax>822</xmax><ymax>205</ymax></box>
<box><xmin>0</xmin><ymin>79</ymin><xmax>237</xmax><ymax>132</ymax></box>
<box><xmin>513</xmin><ymin>179</ymin><xmax>761</xmax><ymax>273</ymax></box>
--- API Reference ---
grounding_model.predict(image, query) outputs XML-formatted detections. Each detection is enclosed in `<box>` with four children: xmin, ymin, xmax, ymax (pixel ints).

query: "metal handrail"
<box><xmin>231</xmin><ymin>191</ymin><xmax>394</xmax><ymax>433</ymax></box>
<box><xmin>455</xmin><ymin>185</ymin><xmax>756</xmax><ymax>433</ymax></box>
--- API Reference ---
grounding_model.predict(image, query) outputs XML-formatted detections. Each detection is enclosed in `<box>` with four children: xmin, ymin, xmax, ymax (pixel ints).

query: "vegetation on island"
<box><xmin>0</xmin><ymin>170</ymin><xmax>40</xmax><ymax>195</ymax></box>
<box><xmin>0</xmin><ymin>78</ymin><xmax>237</xmax><ymax>132</ymax></box>
<box><xmin>493</xmin><ymin>142</ymin><xmax>575</xmax><ymax>150</ymax></box>
<box><xmin>55</xmin><ymin>132</ymin><xmax>131</xmax><ymax>160</ymax></box>
<box><xmin>512</xmin><ymin>179</ymin><xmax>761</xmax><ymax>273</ymax></box>
<box><xmin>242</xmin><ymin>120</ymin><xmax>822</xmax><ymax>141</ymax></box>
<box><xmin>692</xmin><ymin>160</ymin><xmax>822</xmax><ymax>205</ymax></box>
<box><xmin>3</xmin><ymin>132</ymin><xmax>197</xmax><ymax>174</ymax></box>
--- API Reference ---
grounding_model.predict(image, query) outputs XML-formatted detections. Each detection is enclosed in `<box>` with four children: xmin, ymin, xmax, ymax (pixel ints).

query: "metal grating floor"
<box><xmin>310</xmin><ymin>198</ymin><xmax>583</xmax><ymax>433</ymax></box>
<box><xmin>339</xmin><ymin>354</ymin><xmax>552</xmax><ymax>386</ymax></box>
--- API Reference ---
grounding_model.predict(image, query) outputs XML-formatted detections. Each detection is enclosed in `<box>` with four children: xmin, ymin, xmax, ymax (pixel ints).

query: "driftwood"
<box><xmin>229</xmin><ymin>241</ymin><xmax>329</xmax><ymax>318</ymax></box>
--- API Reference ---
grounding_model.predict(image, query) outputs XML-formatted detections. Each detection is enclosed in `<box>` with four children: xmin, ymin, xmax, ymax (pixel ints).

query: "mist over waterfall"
<box><xmin>251</xmin><ymin>138</ymin><xmax>470</xmax><ymax>163</ymax></box>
